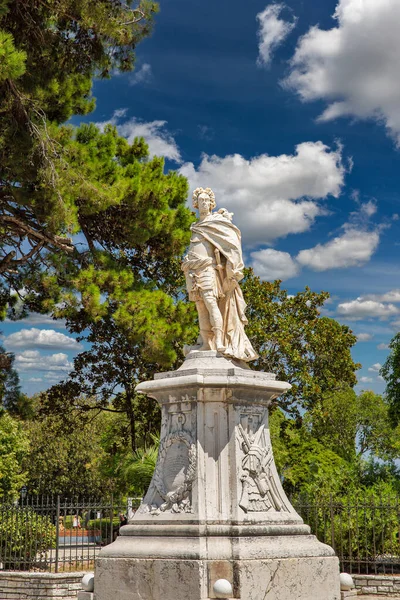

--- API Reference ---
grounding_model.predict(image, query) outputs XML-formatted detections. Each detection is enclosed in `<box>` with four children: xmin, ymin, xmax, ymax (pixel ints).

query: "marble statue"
<box><xmin>181</xmin><ymin>187</ymin><xmax>258</xmax><ymax>362</ymax></box>
<box><xmin>95</xmin><ymin>188</ymin><xmax>340</xmax><ymax>600</ymax></box>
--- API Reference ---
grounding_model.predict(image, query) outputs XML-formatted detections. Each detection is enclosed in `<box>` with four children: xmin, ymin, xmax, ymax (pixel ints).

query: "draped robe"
<box><xmin>187</xmin><ymin>213</ymin><xmax>258</xmax><ymax>363</ymax></box>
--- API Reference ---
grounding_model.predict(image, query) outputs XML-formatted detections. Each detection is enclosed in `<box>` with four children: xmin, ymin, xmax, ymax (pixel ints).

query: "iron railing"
<box><xmin>0</xmin><ymin>496</ymin><xmax>141</xmax><ymax>572</ymax></box>
<box><xmin>1</xmin><ymin>494</ymin><xmax>400</xmax><ymax>574</ymax></box>
<box><xmin>292</xmin><ymin>494</ymin><xmax>400</xmax><ymax>575</ymax></box>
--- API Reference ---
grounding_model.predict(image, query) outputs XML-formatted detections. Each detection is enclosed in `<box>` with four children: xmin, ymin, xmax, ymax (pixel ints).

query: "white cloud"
<box><xmin>296</xmin><ymin>228</ymin><xmax>380</xmax><ymax>271</ymax></box>
<box><xmin>6</xmin><ymin>313</ymin><xmax>66</xmax><ymax>329</ymax></box>
<box><xmin>368</xmin><ymin>363</ymin><xmax>382</xmax><ymax>373</ymax></box>
<box><xmin>4</xmin><ymin>328</ymin><xmax>81</xmax><ymax>350</ymax></box>
<box><xmin>179</xmin><ymin>141</ymin><xmax>345</xmax><ymax>245</ymax></box>
<box><xmin>377</xmin><ymin>343</ymin><xmax>389</xmax><ymax>350</ymax></box>
<box><xmin>28</xmin><ymin>377</ymin><xmax>43</xmax><ymax>382</ymax></box>
<box><xmin>337</xmin><ymin>299</ymin><xmax>400</xmax><ymax>321</ymax></box>
<box><xmin>356</xmin><ymin>333</ymin><xmax>373</xmax><ymax>342</ymax></box>
<box><xmin>250</xmin><ymin>248</ymin><xmax>300</xmax><ymax>281</ymax></box>
<box><xmin>359</xmin><ymin>376</ymin><xmax>373</xmax><ymax>383</ymax></box>
<box><xmin>96</xmin><ymin>110</ymin><xmax>181</xmax><ymax>163</ymax></box>
<box><xmin>44</xmin><ymin>373</ymin><xmax>65</xmax><ymax>382</ymax></box>
<box><xmin>118</xmin><ymin>119</ymin><xmax>181</xmax><ymax>162</ymax></box>
<box><xmin>256</xmin><ymin>3</ymin><xmax>297</xmax><ymax>68</ymax></box>
<box><xmin>360</xmin><ymin>201</ymin><xmax>377</xmax><ymax>218</ymax></box>
<box><xmin>14</xmin><ymin>351</ymin><xmax>73</xmax><ymax>373</ymax></box>
<box><xmin>377</xmin><ymin>375</ymin><xmax>385</xmax><ymax>382</ymax></box>
<box><xmin>113</xmin><ymin>108</ymin><xmax>128</xmax><ymax>119</ymax></box>
<box><xmin>283</xmin><ymin>0</ymin><xmax>400</xmax><ymax>145</ymax></box>
<box><xmin>364</xmin><ymin>290</ymin><xmax>400</xmax><ymax>303</ymax></box>
<box><xmin>129</xmin><ymin>63</ymin><xmax>153</xmax><ymax>86</ymax></box>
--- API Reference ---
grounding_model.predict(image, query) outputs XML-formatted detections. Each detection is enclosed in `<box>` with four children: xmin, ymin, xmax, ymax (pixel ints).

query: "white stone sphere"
<box><xmin>340</xmin><ymin>572</ymin><xmax>354</xmax><ymax>591</ymax></box>
<box><xmin>213</xmin><ymin>579</ymin><xmax>233</xmax><ymax>597</ymax></box>
<box><xmin>82</xmin><ymin>573</ymin><xmax>94</xmax><ymax>592</ymax></box>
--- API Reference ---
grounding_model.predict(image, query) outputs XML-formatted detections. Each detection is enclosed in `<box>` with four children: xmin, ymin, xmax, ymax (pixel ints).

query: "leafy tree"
<box><xmin>380</xmin><ymin>332</ymin><xmax>400</xmax><ymax>426</ymax></box>
<box><xmin>22</xmin><ymin>408</ymin><xmax>112</xmax><ymax>496</ymax></box>
<box><xmin>41</xmin><ymin>276</ymin><xmax>193</xmax><ymax>452</ymax></box>
<box><xmin>0</xmin><ymin>412</ymin><xmax>29</xmax><ymax>498</ymax></box>
<box><xmin>0</xmin><ymin>0</ymin><xmax>157</xmax><ymax>281</ymax></box>
<box><xmin>243</xmin><ymin>274</ymin><xmax>359</xmax><ymax>414</ymax></box>
<box><xmin>306</xmin><ymin>387</ymin><xmax>400</xmax><ymax>462</ymax></box>
<box><xmin>309</xmin><ymin>386</ymin><xmax>358</xmax><ymax>462</ymax></box>
<box><xmin>356</xmin><ymin>390</ymin><xmax>399</xmax><ymax>460</ymax></box>
<box><xmin>310</xmin><ymin>388</ymin><xmax>397</xmax><ymax>463</ymax></box>
<box><xmin>0</xmin><ymin>344</ymin><xmax>19</xmax><ymax>406</ymax></box>
<box><xmin>0</xmin><ymin>336</ymin><xmax>34</xmax><ymax>417</ymax></box>
<box><xmin>15</xmin><ymin>123</ymin><xmax>196</xmax><ymax>451</ymax></box>
<box><xmin>270</xmin><ymin>385</ymin><xmax>400</xmax><ymax>499</ymax></box>
<box><xmin>1</xmin><ymin>0</ymin><xmax>195</xmax><ymax>445</ymax></box>
<box><xmin>270</xmin><ymin>408</ymin><xmax>356</xmax><ymax>497</ymax></box>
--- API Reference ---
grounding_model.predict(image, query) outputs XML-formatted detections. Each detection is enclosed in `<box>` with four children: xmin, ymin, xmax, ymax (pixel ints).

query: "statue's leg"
<box><xmin>196</xmin><ymin>299</ymin><xmax>214</xmax><ymax>351</ymax></box>
<box><xmin>202</xmin><ymin>291</ymin><xmax>226</xmax><ymax>353</ymax></box>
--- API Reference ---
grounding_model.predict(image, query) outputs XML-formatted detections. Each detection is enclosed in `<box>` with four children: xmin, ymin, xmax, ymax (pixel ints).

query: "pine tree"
<box><xmin>0</xmin><ymin>0</ymin><xmax>158</xmax><ymax>284</ymax></box>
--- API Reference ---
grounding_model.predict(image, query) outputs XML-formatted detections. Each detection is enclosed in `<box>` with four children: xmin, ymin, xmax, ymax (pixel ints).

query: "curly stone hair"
<box><xmin>192</xmin><ymin>187</ymin><xmax>216</xmax><ymax>209</ymax></box>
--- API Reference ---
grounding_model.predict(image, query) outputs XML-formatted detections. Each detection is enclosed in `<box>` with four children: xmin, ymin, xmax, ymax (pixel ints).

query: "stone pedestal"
<box><xmin>94</xmin><ymin>352</ymin><xmax>340</xmax><ymax>600</ymax></box>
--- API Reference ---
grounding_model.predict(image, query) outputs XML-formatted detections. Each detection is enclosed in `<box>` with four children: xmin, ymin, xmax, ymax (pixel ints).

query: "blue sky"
<box><xmin>3</xmin><ymin>0</ymin><xmax>400</xmax><ymax>395</ymax></box>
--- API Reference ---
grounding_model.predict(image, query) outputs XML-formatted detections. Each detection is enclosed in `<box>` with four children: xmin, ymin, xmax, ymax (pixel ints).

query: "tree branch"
<box><xmin>0</xmin><ymin>215</ymin><xmax>74</xmax><ymax>253</ymax></box>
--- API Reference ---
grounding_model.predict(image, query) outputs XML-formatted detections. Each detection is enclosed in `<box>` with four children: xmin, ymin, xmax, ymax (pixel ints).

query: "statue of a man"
<box><xmin>182</xmin><ymin>187</ymin><xmax>258</xmax><ymax>363</ymax></box>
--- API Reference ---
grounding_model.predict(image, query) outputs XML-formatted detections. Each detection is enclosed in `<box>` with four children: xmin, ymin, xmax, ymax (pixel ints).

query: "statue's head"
<box><xmin>192</xmin><ymin>187</ymin><xmax>216</xmax><ymax>213</ymax></box>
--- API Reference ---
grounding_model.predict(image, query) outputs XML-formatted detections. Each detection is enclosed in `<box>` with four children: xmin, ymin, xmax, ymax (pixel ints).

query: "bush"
<box><xmin>87</xmin><ymin>517</ymin><xmax>120</xmax><ymax>543</ymax></box>
<box><xmin>0</xmin><ymin>504</ymin><xmax>56</xmax><ymax>569</ymax></box>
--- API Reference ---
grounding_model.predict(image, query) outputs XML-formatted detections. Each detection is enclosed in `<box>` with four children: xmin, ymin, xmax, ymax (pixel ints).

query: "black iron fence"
<box><xmin>0</xmin><ymin>496</ymin><xmax>141</xmax><ymax>572</ymax></box>
<box><xmin>1</xmin><ymin>495</ymin><xmax>400</xmax><ymax>574</ymax></box>
<box><xmin>292</xmin><ymin>494</ymin><xmax>400</xmax><ymax>575</ymax></box>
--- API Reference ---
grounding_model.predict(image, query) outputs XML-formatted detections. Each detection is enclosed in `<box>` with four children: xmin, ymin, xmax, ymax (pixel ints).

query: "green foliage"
<box><xmin>270</xmin><ymin>408</ymin><xmax>355</xmax><ymax>497</ymax></box>
<box><xmin>0</xmin><ymin>504</ymin><xmax>56</xmax><ymax>569</ymax></box>
<box><xmin>22</xmin><ymin>408</ymin><xmax>112</xmax><ymax>496</ymax></box>
<box><xmin>310</xmin><ymin>386</ymin><xmax>358</xmax><ymax>461</ymax></box>
<box><xmin>380</xmin><ymin>332</ymin><xmax>400</xmax><ymax>426</ymax></box>
<box><xmin>270</xmin><ymin>380</ymin><xmax>400</xmax><ymax>500</ymax></box>
<box><xmin>0</xmin><ymin>412</ymin><xmax>28</xmax><ymax>498</ymax></box>
<box><xmin>87</xmin><ymin>517</ymin><xmax>120</xmax><ymax>544</ymax></box>
<box><xmin>94</xmin><ymin>410</ymin><xmax>160</xmax><ymax>494</ymax></box>
<box><xmin>7</xmin><ymin>120</ymin><xmax>195</xmax><ymax>453</ymax></box>
<box><xmin>356</xmin><ymin>390</ymin><xmax>399</xmax><ymax>460</ymax></box>
<box><xmin>0</xmin><ymin>343</ymin><xmax>22</xmax><ymax>412</ymax></box>
<box><xmin>0</xmin><ymin>30</ymin><xmax>26</xmax><ymax>81</ymax></box>
<box><xmin>243</xmin><ymin>273</ymin><xmax>359</xmax><ymax>414</ymax></box>
<box><xmin>294</xmin><ymin>483</ymin><xmax>400</xmax><ymax>561</ymax></box>
<box><xmin>0</xmin><ymin>0</ymin><xmax>157</xmax><ymax>281</ymax></box>
<box><xmin>119</xmin><ymin>436</ymin><xmax>159</xmax><ymax>496</ymax></box>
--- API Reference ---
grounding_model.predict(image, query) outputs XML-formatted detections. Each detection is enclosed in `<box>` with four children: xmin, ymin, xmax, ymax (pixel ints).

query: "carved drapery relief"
<box><xmin>237</xmin><ymin>409</ymin><xmax>288</xmax><ymax>513</ymax></box>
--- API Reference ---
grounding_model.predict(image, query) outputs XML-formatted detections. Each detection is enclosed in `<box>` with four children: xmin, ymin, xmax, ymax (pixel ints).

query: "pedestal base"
<box><xmin>95</xmin><ymin>549</ymin><xmax>339</xmax><ymax>600</ymax></box>
<box><xmin>94</xmin><ymin>354</ymin><xmax>340</xmax><ymax>600</ymax></box>
<box><xmin>95</xmin><ymin>522</ymin><xmax>340</xmax><ymax>600</ymax></box>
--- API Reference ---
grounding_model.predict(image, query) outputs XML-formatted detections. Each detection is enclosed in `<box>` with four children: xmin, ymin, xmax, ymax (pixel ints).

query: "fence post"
<box><xmin>55</xmin><ymin>495</ymin><xmax>60</xmax><ymax>573</ymax></box>
<box><xmin>109</xmin><ymin>494</ymin><xmax>114</xmax><ymax>545</ymax></box>
<box><xmin>330</xmin><ymin>494</ymin><xmax>335</xmax><ymax>551</ymax></box>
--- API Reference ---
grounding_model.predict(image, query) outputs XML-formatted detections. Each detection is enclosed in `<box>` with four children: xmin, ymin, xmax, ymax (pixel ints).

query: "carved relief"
<box><xmin>237</xmin><ymin>409</ymin><xmax>288</xmax><ymax>513</ymax></box>
<box><xmin>150</xmin><ymin>411</ymin><xmax>197</xmax><ymax>514</ymax></box>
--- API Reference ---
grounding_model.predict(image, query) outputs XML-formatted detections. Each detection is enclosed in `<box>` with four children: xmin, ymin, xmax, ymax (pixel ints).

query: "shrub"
<box><xmin>0</xmin><ymin>504</ymin><xmax>56</xmax><ymax>569</ymax></box>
